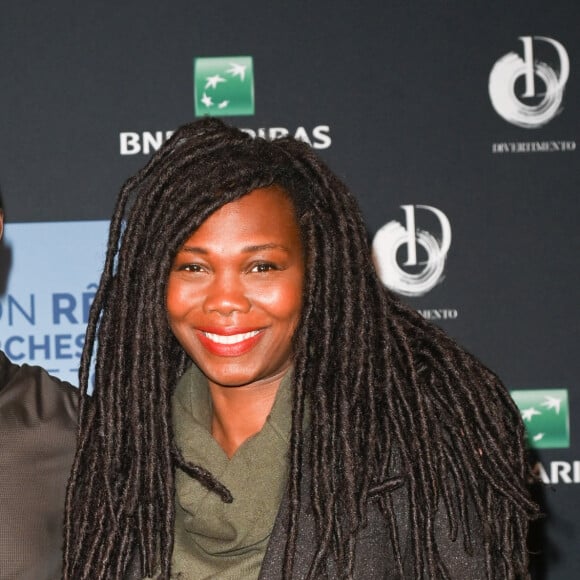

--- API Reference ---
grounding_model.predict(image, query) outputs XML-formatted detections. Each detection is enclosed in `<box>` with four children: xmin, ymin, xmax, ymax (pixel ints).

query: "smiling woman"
<box><xmin>167</xmin><ymin>187</ymin><xmax>304</xmax><ymax>459</ymax></box>
<box><xmin>63</xmin><ymin>118</ymin><xmax>537</xmax><ymax>580</ymax></box>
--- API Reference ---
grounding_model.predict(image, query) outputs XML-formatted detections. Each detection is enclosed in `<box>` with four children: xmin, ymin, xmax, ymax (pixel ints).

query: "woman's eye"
<box><xmin>251</xmin><ymin>262</ymin><xmax>278</xmax><ymax>273</ymax></box>
<box><xmin>178</xmin><ymin>263</ymin><xmax>204</xmax><ymax>272</ymax></box>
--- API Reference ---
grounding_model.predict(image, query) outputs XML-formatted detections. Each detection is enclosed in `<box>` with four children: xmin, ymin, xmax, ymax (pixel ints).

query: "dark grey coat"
<box><xmin>259</xmin><ymin>469</ymin><xmax>486</xmax><ymax>579</ymax></box>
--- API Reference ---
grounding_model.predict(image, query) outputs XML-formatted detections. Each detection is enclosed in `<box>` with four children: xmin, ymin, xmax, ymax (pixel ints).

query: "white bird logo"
<box><xmin>521</xmin><ymin>407</ymin><xmax>541</xmax><ymax>422</ymax></box>
<box><xmin>205</xmin><ymin>75</ymin><xmax>226</xmax><ymax>90</ymax></box>
<box><xmin>227</xmin><ymin>62</ymin><xmax>247</xmax><ymax>81</ymax></box>
<box><xmin>541</xmin><ymin>396</ymin><xmax>561</xmax><ymax>414</ymax></box>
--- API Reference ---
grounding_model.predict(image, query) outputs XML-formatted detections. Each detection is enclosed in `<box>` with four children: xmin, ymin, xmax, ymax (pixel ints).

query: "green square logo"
<box><xmin>511</xmin><ymin>389</ymin><xmax>570</xmax><ymax>449</ymax></box>
<box><xmin>194</xmin><ymin>56</ymin><xmax>254</xmax><ymax>117</ymax></box>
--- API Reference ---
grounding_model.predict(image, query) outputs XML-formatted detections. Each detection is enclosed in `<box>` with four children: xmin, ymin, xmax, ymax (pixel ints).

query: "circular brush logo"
<box><xmin>372</xmin><ymin>205</ymin><xmax>451</xmax><ymax>297</ymax></box>
<box><xmin>489</xmin><ymin>36</ymin><xmax>569</xmax><ymax>128</ymax></box>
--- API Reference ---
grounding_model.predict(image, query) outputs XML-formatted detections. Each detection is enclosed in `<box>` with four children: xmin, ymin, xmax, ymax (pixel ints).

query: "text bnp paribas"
<box><xmin>119</xmin><ymin>125</ymin><xmax>332</xmax><ymax>156</ymax></box>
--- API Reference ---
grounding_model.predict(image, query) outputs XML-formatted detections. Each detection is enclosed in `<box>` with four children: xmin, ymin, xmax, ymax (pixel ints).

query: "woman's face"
<box><xmin>166</xmin><ymin>186</ymin><xmax>304</xmax><ymax>390</ymax></box>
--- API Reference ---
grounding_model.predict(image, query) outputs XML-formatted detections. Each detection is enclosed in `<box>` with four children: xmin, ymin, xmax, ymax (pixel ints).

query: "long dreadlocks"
<box><xmin>63</xmin><ymin>118</ymin><xmax>537</xmax><ymax>579</ymax></box>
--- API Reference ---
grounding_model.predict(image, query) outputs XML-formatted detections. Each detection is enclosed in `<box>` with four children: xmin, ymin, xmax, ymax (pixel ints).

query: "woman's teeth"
<box><xmin>203</xmin><ymin>330</ymin><xmax>260</xmax><ymax>345</ymax></box>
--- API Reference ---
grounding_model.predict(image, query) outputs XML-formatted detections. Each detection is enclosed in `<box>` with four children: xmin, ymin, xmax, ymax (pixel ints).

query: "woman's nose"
<box><xmin>203</xmin><ymin>272</ymin><xmax>251</xmax><ymax>316</ymax></box>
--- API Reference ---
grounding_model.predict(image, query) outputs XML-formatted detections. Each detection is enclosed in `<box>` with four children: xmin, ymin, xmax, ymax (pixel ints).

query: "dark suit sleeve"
<box><xmin>0</xmin><ymin>353</ymin><xmax>79</xmax><ymax>580</ymax></box>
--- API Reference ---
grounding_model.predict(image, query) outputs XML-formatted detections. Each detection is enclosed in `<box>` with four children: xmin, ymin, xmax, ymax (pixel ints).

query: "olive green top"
<box><xmin>170</xmin><ymin>365</ymin><xmax>293</xmax><ymax>579</ymax></box>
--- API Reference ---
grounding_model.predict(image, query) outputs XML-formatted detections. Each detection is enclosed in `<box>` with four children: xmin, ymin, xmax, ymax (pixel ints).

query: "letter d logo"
<box><xmin>489</xmin><ymin>36</ymin><xmax>569</xmax><ymax>128</ymax></box>
<box><xmin>372</xmin><ymin>205</ymin><xmax>451</xmax><ymax>297</ymax></box>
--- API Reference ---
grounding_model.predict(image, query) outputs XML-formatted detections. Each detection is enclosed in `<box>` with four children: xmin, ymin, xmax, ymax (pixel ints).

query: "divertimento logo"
<box><xmin>372</xmin><ymin>205</ymin><xmax>451</xmax><ymax>297</ymax></box>
<box><xmin>489</xmin><ymin>36</ymin><xmax>570</xmax><ymax>128</ymax></box>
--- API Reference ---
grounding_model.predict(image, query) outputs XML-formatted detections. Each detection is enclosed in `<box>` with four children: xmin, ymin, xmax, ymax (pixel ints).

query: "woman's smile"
<box><xmin>201</xmin><ymin>328</ymin><xmax>261</xmax><ymax>345</ymax></box>
<box><xmin>196</xmin><ymin>327</ymin><xmax>264</xmax><ymax>356</ymax></box>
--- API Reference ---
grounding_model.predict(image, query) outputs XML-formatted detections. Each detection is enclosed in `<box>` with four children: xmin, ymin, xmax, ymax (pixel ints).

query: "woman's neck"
<box><xmin>208</xmin><ymin>373</ymin><xmax>285</xmax><ymax>458</ymax></box>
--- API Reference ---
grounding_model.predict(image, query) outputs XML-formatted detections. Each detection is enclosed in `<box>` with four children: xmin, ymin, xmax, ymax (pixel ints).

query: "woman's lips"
<box><xmin>196</xmin><ymin>328</ymin><xmax>264</xmax><ymax>356</ymax></box>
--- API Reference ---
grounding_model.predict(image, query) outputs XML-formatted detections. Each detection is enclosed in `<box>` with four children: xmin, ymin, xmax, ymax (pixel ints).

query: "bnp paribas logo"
<box><xmin>194</xmin><ymin>56</ymin><xmax>255</xmax><ymax>117</ymax></box>
<box><xmin>511</xmin><ymin>389</ymin><xmax>570</xmax><ymax>449</ymax></box>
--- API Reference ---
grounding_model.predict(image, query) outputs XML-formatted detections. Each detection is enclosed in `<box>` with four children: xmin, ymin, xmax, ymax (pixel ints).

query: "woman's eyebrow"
<box><xmin>242</xmin><ymin>243</ymin><xmax>290</xmax><ymax>253</ymax></box>
<box><xmin>178</xmin><ymin>243</ymin><xmax>290</xmax><ymax>254</ymax></box>
<box><xmin>179</xmin><ymin>245</ymin><xmax>208</xmax><ymax>254</ymax></box>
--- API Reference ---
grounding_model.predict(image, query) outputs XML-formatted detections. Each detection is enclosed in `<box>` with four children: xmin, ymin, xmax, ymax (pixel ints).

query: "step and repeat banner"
<box><xmin>1</xmin><ymin>1</ymin><xmax>579</xmax><ymax>577</ymax></box>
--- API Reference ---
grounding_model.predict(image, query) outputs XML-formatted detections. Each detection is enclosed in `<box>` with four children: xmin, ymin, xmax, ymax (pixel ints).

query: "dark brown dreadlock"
<box><xmin>64</xmin><ymin>118</ymin><xmax>537</xmax><ymax>579</ymax></box>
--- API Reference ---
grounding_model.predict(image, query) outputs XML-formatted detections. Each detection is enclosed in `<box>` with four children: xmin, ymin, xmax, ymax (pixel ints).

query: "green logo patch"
<box><xmin>511</xmin><ymin>389</ymin><xmax>570</xmax><ymax>449</ymax></box>
<box><xmin>194</xmin><ymin>56</ymin><xmax>254</xmax><ymax>117</ymax></box>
